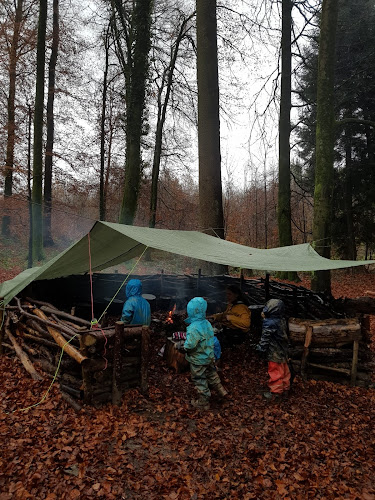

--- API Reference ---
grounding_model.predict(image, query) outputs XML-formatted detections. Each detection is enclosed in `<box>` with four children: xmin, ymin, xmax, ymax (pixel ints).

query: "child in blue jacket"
<box><xmin>121</xmin><ymin>279</ymin><xmax>151</xmax><ymax>326</ymax></box>
<box><xmin>184</xmin><ymin>297</ymin><xmax>228</xmax><ymax>409</ymax></box>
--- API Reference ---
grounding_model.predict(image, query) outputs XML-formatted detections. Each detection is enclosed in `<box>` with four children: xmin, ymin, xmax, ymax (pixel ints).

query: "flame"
<box><xmin>165</xmin><ymin>304</ymin><xmax>176</xmax><ymax>324</ymax></box>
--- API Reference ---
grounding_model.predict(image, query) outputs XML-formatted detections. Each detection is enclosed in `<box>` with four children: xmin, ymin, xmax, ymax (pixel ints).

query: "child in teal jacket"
<box><xmin>184</xmin><ymin>297</ymin><xmax>228</xmax><ymax>409</ymax></box>
<box><xmin>121</xmin><ymin>279</ymin><xmax>151</xmax><ymax>326</ymax></box>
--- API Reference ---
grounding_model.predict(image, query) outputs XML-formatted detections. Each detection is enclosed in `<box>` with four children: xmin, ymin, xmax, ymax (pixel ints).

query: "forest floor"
<box><xmin>1</xmin><ymin>271</ymin><xmax>375</xmax><ymax>499</ymax></box>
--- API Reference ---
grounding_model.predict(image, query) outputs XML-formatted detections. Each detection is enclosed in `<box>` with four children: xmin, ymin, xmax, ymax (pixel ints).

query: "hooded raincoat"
<box><xmin>121</xmin><ymin>279</ymin><xmax>151</xmax><ymax>326</ymax></box>
<box><xmin>256</xmin><ymin>299</ymin><xmax>289</xmax><ymax>363</ymax></box>
<box><xmin>184</xmin><ymin>297</ymin><xmax>215</xmax><ymax>366</ymax></box>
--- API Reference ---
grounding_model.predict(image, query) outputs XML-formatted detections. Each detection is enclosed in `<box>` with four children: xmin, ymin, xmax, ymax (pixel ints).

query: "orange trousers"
<box><xmin>268</xmin><ymin>361</ymin><xmax>291</xmax><ymax>394</ymax></box>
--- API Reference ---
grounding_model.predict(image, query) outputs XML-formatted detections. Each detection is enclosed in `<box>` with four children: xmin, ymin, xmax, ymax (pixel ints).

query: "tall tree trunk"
<box><xmin>344</xmin><ymin>128</ymin><xmax>356</xmax><ymax>260</ymax></box>
<box><xmin>31</xmin><ymin>0</ymin><xmax>47</xmax><ymax>263</ymax></box>
<box><xmin>100</xmin><ymin>24</ymin><xmax>110</xmax><ymax>221</ymax></box>
<box><xmin>2</xmin><ymin>0</ymin><xmax>23</xmax><ymax>237</ymax></box>
<box><xmin>311</xmin><ymin>0</ymin><xmax>339</xmax><ymax>294</ymax></box>
<box><xmin>149</xmin><ymin>13</ymin><xmax>194</xmax><ymax>228</ymax></box>
<box><xmin>27</xmin><ymin>104</ymin><xmax>33</xmax><ymax>268</ymax></box>
<box><xmin>365</xmin><ymin>119</ymin><xmax>375</xmax><ymax>164</ymax></box>
<box><xmin>255</xmin><ymin>182</ymin><xmax>258</xmax><ymax>243</ymax></box>
<box><xmin>104</xmin><ymin>104</ymin><xmax>114</xmax><ymax>207</ymax></box>
<box><xmin>264</xmin><ymin>171</ymin><xmax>268</xmax><ymax>248</ymax></box>
<box><xmin>118</xmin><ymin>0</ymin><xmax>153</xmax><ymax>225</ymax></box>
<box><xmin>196</xmin><ymin>0</ymin><xmax>226</xmax><ymax>274</ymax></box>
<box><xmin>196</xmin><ymin>0</ymin><xmax>224</xmax><ymax>240</ymax></box>
<box><xmin>43</xmin><ymin>0</ymin><xmax>59</xmax><ymax>247</ymax></box>
<box><xmin>277</xmin><ymin>0</ymin><xmax>299</xmax><ymax>280</ymax></box>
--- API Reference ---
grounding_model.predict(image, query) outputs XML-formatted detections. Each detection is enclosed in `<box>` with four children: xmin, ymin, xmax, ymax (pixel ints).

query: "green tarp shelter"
<box><xmin>1</xmin><ymin>221</ymin><xmax>374</xmax><ymax>306</ymax></box>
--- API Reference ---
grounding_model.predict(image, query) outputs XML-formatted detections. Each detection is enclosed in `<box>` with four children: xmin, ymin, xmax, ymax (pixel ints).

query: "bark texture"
<box><xmin>196</xmin><ymin>0</ymin><xmax>226</xmax><ymax>274</ymax></box>
<box><xmin>312</xmin><ymin>0</ymin><xmax>339</xmax><ymax>294</ymax></box>
<box><xmin>115</xmin><ymin>0</ymin><xmax>153</xmax><ymax>225</ymax></box>
<box><xmin>44</xmin><ymin>0</ymin><xmax>59</xmax><ymax>247</ymax></box>
<box><xmin>277</xmin><ymin>0</ymin><xmax>298</xmax><ymax>281</ymax></box>
<box><xmin>31</xmin><ymin>0</ymin><xmax>47</xmax><ymax>262</ymax></box>
<box><xmin>2</xmin><ymin>0</ymin><xmax>23</xmax><ymax>236</ymax></box>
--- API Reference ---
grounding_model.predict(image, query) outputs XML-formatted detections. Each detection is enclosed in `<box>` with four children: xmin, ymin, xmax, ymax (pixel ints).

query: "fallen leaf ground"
<box><xmin>1</xmin><ymin>271</ymin><xmax>375</xmax><ymax>499</ymax></box>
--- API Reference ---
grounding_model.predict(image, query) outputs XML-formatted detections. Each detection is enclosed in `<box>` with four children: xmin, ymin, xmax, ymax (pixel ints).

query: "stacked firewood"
<box><xmin>288</xmin><ymin>316</ymin><xmax>374</xmax><ymax>387</ymax></box>
<box><xmin>0</xmin><ymin>297</ymin><xmax>150</xmax><ymax>409</ymax></box>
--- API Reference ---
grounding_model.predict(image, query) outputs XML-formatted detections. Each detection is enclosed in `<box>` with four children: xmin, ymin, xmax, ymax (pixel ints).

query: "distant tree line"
<box><xmin>1</xmin><ymin>0</ymin><xmax>374</xmax><ymax>294</ymax></box>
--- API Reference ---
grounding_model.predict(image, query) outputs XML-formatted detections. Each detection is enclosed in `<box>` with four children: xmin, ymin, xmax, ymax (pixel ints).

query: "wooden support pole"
<box><xmin>0</xmin><ymin>308</ymin><xmax>4</xmax><ymax>356</ymax></box>
<box><xmin>82</xmin><ymin>363</ymin><xmax>93</xmax><ymax>404</ymax></box>
<box><xmin>60</xmin><ymin>383</ymin><xmax>82</xmax><ymax>399</ymax></box>
<box><xmin>61</xmin><ymin>391</ymin><xmax>82</xmax><ymax>412</ymax></box>
<box><xmin>301</xmin><ymin>326</ymin><xmax>313</xmax><ymax>379</ymax></box>
<box><xmin>141</xmin><ymin>326</ymin><xmax>150</xmax><ymax>394</ymax></box>
<box><xmin>197</xmin><ymin>268</ymin><xmax>202</xmax><ymax>292</ymax></box>
<box><xmin>112</xmin><ymin>321</ymin><xmax>124</xmax><ymax>405</ymax></box>
<box><xmin>351</xmin><ymin>340</ymin><xmax>359</xmax><ymax>386</ymax></box>
<box><xmin>265</xmin><ymin>273</ymin><xmax>270</xmax><ymax>302</ymax></box>
<box><xmin>308</xmin><ymin>363</ymin><xmax>350</xmax><ymax>376</ymax></box>
<box><xmin>5</xmin><ymin>325</ymin><xmax>43</xmax><ymax>381</ymax></box>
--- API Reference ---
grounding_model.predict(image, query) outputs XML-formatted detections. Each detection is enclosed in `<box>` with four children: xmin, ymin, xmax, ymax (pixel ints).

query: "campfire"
<box><xmin>165</xmin><ymin>304</ymin><xmax>176</xmax><ymax>324</ymax></box>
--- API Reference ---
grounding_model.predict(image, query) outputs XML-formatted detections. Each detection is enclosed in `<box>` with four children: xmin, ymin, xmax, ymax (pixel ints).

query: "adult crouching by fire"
<box><xmin>207</xmin><ymin>284</ymin><xmax>251</xmax><ymax>348</ymax></box>
<box><xmin>184</xmin><ymin>297</ymin><xmax>228</xmax><ymax>410</ymax></box>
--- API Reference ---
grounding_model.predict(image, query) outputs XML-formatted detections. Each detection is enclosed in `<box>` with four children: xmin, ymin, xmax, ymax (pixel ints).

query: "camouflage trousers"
<box><xmin>190</xmin><ymin>362</ymin><xmax>223</xmax><ymax>399</ymax></box>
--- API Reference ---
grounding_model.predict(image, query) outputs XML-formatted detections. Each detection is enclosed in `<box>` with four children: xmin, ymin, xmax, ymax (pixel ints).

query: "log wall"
<box><xmin>288</xmin><ymin>317</ymin><xmax>371</xmax><ymax>387</ymax></box>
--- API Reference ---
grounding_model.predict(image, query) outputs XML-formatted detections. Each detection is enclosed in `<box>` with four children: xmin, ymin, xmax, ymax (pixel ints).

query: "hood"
<box><xmin>126</xmin><ymin>279</ymin><xmax>142</xmax><ymax>298</ymax></box>
<box><xmin>186</xmin><ymin>297</ymin><xmax>207</xmax><ymax>322</ymax></box>
<box><xmin>263</xmin><ymin>298</ymin><xmax>285</xmax><ymax>318</ymax></box>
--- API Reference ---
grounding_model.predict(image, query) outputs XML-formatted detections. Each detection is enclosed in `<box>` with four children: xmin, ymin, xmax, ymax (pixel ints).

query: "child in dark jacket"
<box><xmin>256</xmin><ymin>299</ymin><xmax>290</xmax><ymax>401</ymax></box>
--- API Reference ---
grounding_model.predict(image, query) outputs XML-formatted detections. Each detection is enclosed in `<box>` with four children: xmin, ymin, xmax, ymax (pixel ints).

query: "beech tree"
<box><xmin>311</xmin><ymin>0</ymin><xmax>339</xmax><ymax>294</ymax></box>
<box><xmin>43</xmin><ymin>0</ymin><xmax>59</xmax><ymax>247</ymax></box>
<box><xmin>110</xmin><ymin>0</ymin><xmax>153</xmax><ymax>225</ymax></box>
<box><xmin>196</xmin><ymin>0</ymin><xmax>224</xmax><ymax>241</ymax></box>
<box><xmin>31</xmin><ymin>0</ymin><xmax>47</xmax><ymax>262</ymax></box>
<box><xmin>149</xmin><ymin>8</ymin><xmax>195</xmax><ymax>228</ymax></box>
<box><xmin>99</xmin><ymin>21</ymin><xmax>111</xmax><ymax>222</ymax></box>
<box><xmin>278</xmin><ymin>0</ymin><xmax>299</xmax><ymax>280</ymax></box>
<box><xmin>1</xmin><ymin>0</ymin><xmax>24</xmax><ymax>237</ymax></box>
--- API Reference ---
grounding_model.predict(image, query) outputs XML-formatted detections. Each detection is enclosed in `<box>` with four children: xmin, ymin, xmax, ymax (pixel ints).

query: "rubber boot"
<box><xmin>263</xmin><ymin>392</ymin><xmax>282</xmax><ymax>403</ymax></box>
<box><xmin>212</xmin><ymin>384</ymin><xmax>229</xmax><ymax>401</ymax></box>
<box><xmin>191</xmin><ymin>395</ymin><xmax>210</xmax><ymax>410</ymax></box>
<box><xmin>216</xmin><ymin>384</ymin><xmax>228</xmax><ymax>398</ymax></box>
<box><xmin>282</xmin><ymin>390</ymin><xmax>290</xmax><ymax>400</ymax></box>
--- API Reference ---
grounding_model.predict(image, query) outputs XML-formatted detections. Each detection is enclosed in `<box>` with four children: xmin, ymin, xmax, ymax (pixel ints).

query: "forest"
<box><xmin>0</xmin><ymin>0</ymin><xmax>373</xmax><ymax>288</ymax></box>
<box><xmin>1</xmin><ymin>0</ymin><xmax>375</xmax><ymax>498</ymax></box>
